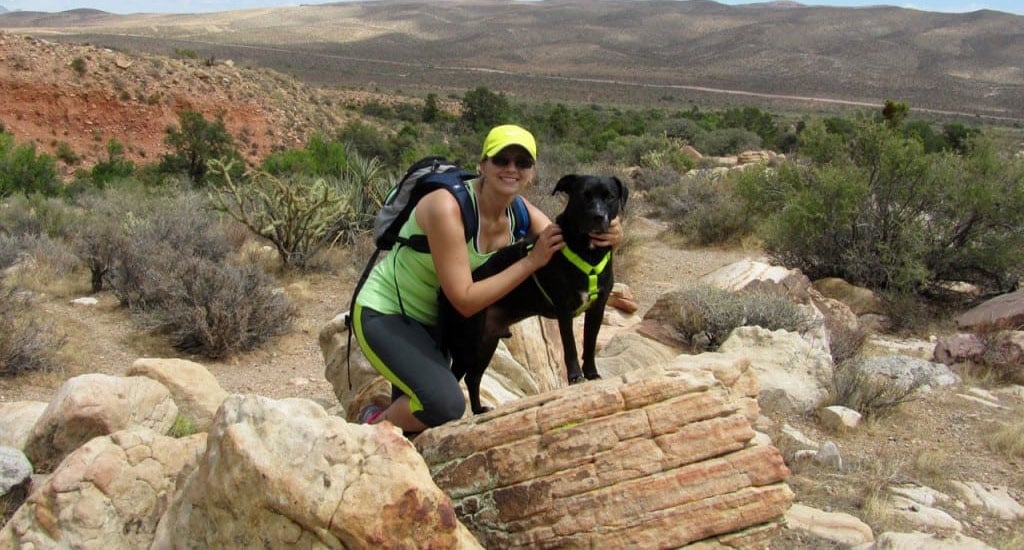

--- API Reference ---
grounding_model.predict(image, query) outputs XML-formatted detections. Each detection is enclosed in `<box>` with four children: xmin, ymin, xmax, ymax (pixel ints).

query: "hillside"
<box><xmin>0</xmin><ymin>0</ymin><xmax>1022</xmax><ymax>122</ymax></box>
<box><xmin>0</xmin><ymin>30</ymin><xmax>412</xmax><ymax>172</ymax></box>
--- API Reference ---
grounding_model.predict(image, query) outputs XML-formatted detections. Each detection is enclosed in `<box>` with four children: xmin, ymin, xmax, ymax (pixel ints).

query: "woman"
<box><xmin>352</xmin><ymin>124</ymin><xmax>622</xmax><ymax>434</ymax></box>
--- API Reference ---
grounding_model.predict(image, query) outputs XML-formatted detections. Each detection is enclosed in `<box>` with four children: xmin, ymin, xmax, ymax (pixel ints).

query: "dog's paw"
<box><xmin>584</xmin><ymin>372</ymin><xmax>602</xmax><ymax>381</ymax></box>
<box><xmin>568</xmin><ymin>374</ymin><xmax>586</xmax><ymax>385</ymax></box>
<box><xmin>472</xmin><ymin>406</ymin><xmax>494</xmax><ymax>415</ymax></box>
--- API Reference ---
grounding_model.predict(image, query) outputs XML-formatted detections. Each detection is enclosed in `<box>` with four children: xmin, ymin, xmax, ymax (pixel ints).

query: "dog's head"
<box><xmin>553</xmin><ymin>174</ymin><xmax>629</xmax><ymax>234</ymax></box>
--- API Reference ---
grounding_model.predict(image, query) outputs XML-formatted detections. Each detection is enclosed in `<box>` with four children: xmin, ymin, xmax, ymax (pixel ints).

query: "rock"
<box><xmin>889</xmin><ymin>484</ymin><xmax>951</xmax><ymax>508</ymax></box>
<box><xmin>813</xmin><ymin>441</ymin><xmax>843</xmax><ymax>471</ymax></box>
<box><xmin>933</xmin><ymin>333</ymin><xmax>986</xmax><ymax>365</ymax></box>
<box><xmin>812</xmin><ymin>278</ymin><xmax>885</xmax><ymax>315</ymax></box>
<box><xmin>718</xmin><ymin>327</ymin><xmax>834</xmax><ymax>415</ymax></box>
<box><xmin>0</xmin><ymin>429</ymin><xmax>206</xmax><ymax>548</ymax></box>
<box><xmin>856</xmin><ymin>355</ymin><xmax>960</xmax><ymax>392</ymax></box>
<box><xmin>680</xmin><ymin>144</ymin><xmax>703</xmax><ymax>159</ymax></box>
<box><xmin>69</xmin><ymin>296</ymin><xmax>99</xmax><ymax>306</ymax></box>
<box><xmin>817</xmin><ymin>405</ymin><xmax>862</xmax><ymax>431</ymax></box>
<box><xmin>948</xmin><ymin>481</ymin><xmax>1024</xmax><ymax>520</ymax></box>
<box><xmin>956</xmin><ymin>287</ymin><xmax>1024</xmax><ymax>331</ymax></box>
<box><xmin>0</xmin><ymin>401</ymin><xmax>48</xmax><ymax>450</ymax></box>
<box><xmin>737</xmin><ymin>150</ymin><xmax>772</xmax><ymax>164</ymax></box>
<box><xmin>128</xmin><ymin>357</ymin><xmax>228</xmax><ymax>432</ymax></box>
<box><xmin>152</xmin><ymin>395</ymin><xmax>480</xmax><ymax>548</ymax></box>
<box><xmin>785</xmin><ymin>503</ymin><xmax>874</xmax><ymax>546</ymax></box>
<box><xmin>888</xmin><ymin>495</ymin><xmax>962</xmax><ymax>531</ymax></box>
<box><xmin>984</xmin><ymin>331</ymin><xmax>1024</xmax><ymax>384</ymax></box>
<box><xmin>608</xmin><ymin>282</ymin><xmax>639</xmax><ymax>314</ymax></box>
<box><xmin>0</xmin><ymin>446</ymin><xmax>32</xmax><ymax>496</ymax></box>
<box><xmin>319</xmin><ymin>311</ymin><xmax>378</xmax><ymax>417</ymax></box>
<box><xmin>24</xmin><ymin>374</ymin><xmax>179</xmax><ymax>472</ymax></box>
<box><xmin>778</xmin><ymin>423</ymin><xmax>818</xmax><ymax>452</ymax></box>
<box><xmin>594</xmin><ymin>332</ymin><xmax>679</xmax><ymax>379</ymax></box>
<box><xmin>863</xmin><ymin>335</ymin><xmax>935</xmax><ymax>360</ymax></box>
<box><xmin>861</xmin><ymin>531</ymin><xmax>995</xmax><ymax>549</ymax></box>
<box><xmin>415</xmin><ymin>363</ymin><xmax>792</xmax><ymax>548</ymax></box>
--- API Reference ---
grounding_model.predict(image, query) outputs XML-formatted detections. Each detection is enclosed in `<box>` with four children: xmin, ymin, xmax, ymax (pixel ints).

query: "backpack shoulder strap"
<box><xmin>401</xmin><ymin>168</ymin><xmax>477</xmax><ymax>253</ymax></box>
<box><xmin>509</xmin><ymin>195</ymin><xmax>531</xmax><ymax>242</ymax></box>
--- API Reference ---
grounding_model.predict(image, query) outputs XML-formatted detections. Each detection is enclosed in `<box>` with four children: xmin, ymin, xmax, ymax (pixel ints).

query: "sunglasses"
<box><xmin>490</xmin><ymin>155</ymin><xmax>535</xmax><ymax>170</ymax></box>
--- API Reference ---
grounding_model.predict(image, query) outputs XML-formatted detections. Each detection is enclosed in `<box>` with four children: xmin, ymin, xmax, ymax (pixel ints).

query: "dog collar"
<box><xmin>532</xmin><ymin>246</ymin><xmax>611</xmax><ymax>317</ymax></box>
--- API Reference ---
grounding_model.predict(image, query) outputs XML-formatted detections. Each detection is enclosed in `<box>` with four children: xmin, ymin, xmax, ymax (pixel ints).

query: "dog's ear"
<box><xmin>613</xmin><ymin>176</ymin><xmax>629</xmax><ymax>210</ymax></box>
<box><xmin>553</xmin><ymin>174</ymin><xmax>578</xmax><ymax>196</ymax></box>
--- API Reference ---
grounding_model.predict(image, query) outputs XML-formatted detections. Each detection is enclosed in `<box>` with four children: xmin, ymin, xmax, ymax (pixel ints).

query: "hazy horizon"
<box><xmin>1</xmin><ymin>0</ymin><xmax>1021</xmax><ymax>17</ymax></box>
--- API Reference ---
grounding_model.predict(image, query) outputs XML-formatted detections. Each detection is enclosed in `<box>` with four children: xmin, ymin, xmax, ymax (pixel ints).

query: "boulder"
<box><xmin>24</xmin><ymin>374</ymin><xmax>179</xmax><ymax>472</ymax></box>
<box><xmin>985</xmin><ymin>331</ymin><xmax>1024</xmax><ymax>384</ymax></box>
<box><xmin>956</xmin><ymin>287</ymin><xmax>1024</xmax><ymax>330</ymax></box>
<box><xmin>0</xmin><ymin>446</ymin><xmax>32</xmax><ymax>496</ymax></box>
<box><xmin>784</xmin><ymin>503</ymin><xmax>874</xmax><ymax>546</ymax></box>
<box><xmin>700</xmin><ymin>259</ymin><xmax>813</xmax><ymax>304</ymax></box>
<box><xmin>862</xmin><ymin>531</ymin><xmax>994</xmax><ymax>550</ymax></box>
<box><xmin>415</xmin><ymin>361</ymin><xmax>792</xmax><ymax>548</ymax></box>
<box><xmin>319</xmin><ymin>311</ymin><xmax>378</xmax><ymax>414</ymax></box>
<box><xmin>718</xmin><ymin>327</ymin><xmax>834</xmax><ymax>415</ymax></box>
<box><xmin>128</xmin><ymin>357</ymin><xmax>228</xmax><ymax>432</ymax></box>
<box><xmin>933</xmin><ymin>333</ymin><xmax>986</xmax><ymax>365</ymax></box>
<box><xmin>0</xmin><ymin>401</ymin><xmax>47</xmax><ymax>451</ymax></box>
<box><xmin>812</xmin><ymin>277</ymin><xmax>885</xmax><ymax>315</ymax></box>
<box><xmin>856</xmin><ymin>355</ymin><xmax>960</xmax><ymax>392</ymax></box>
<box><xmin>152</xmin><ymin>394</ymin><xmax>480</xmax><ymax>549</ymax></box>
<box><xmin>0</xmin><ymin>429</ymin><xmax>205</xmax><ymax>548</ymax></box>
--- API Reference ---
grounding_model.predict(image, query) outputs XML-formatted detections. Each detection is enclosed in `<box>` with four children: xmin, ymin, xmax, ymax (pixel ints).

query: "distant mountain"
<box><xmin>0</xmin><ymin>6</ymin><xmax>8</xmax><ymax>14</ymax></box>
<box><xmin>1</xmin><ymin>0</ymin><xmax>1021</xmax><ymax>121</ymax></box>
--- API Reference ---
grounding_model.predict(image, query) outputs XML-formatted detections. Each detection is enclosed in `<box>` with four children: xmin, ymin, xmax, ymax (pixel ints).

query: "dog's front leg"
<box><xmin>580</xmin><ymin>295</ymin><xmax>608</xmax><ymax>380</ymax></box>
<box><xmin>556</xmin><ymin>315</ymin><xmax>585</xmax><ymax>384</ymax></box>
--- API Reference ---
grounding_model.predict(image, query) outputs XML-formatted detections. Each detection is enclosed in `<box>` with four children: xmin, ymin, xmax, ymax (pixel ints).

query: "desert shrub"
<box><xmin>692</xmin><ymin>128</ymin><xmax>762</xmax><ymax>156</ymax></box>
<box><xmin>3</xmin><ymin>234</ymin><xmax>81</xmax><ymax>295</ymax></box>
<box><xmin>665</xmin><ymin>284</ymin><xmax>808</xmax><ymax>350</ymax></box>
<box><xmin>829</xmin><ymin>358</ymin><xmax>924</xmax><ymax>419</ymax></box>
<box><xmin>90</xmin><ymin>139</ymin><xmax>136</xmax><ymax>187</ymax></box>
<box><xmin>209</xmin><ymin>152</ymin><xmax>387</xmax><ymax>269</ymax></box>
<box><xmin>102</xmin><ymin>191</ymin><xmax>230</xmax><ymax>309</ymax></box>
<box><xmin>0</xmin><ymin>132</ymin><xmax>60</xmax><ymax>198</ymax></box>
<box><xmin>55</xmin><ymin>141</ymin><xmax>80</xmax><ymax>165</ymax></box>
<box><xmin>0</xmin><ymin>234</ymin><xmax>20</xmax><ymax>270</ymax></box>
<box><xmin>145</xmin><ymin>256</ymin><xmax>294</xmax><ymax>359</ymax></box>
<box><xmin>647</xmin><ymin>172</ymin><xmax>756</xmax><ymax>246</ymax></box>
<box><xmin>159</xmin><ymin>110</ymin><xmax>242</xmax><ymax>187</ymax></box>
<box><xmin>600</xmin><ymin>134</ymin><xmax>691</xmax><ymax>171</ymax></box>
<box><xmin>0</xmin><ymin>288</ymin><xmax>66</xmax><ymax>376</ymax></box>
<box><xmin>737</xmin><ymin>117</ymin><xmax>1024</xmax><ymax>297</ymax></box>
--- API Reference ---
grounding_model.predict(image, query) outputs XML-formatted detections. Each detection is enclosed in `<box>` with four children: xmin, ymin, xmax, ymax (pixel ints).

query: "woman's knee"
<box><xmin>416</xmin><ymin>386</ymin><xmax>466</xmax><ymax>427</ymax></box>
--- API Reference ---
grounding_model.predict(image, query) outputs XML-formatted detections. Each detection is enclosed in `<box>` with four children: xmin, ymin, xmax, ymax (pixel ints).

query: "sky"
<box><xmin>0</xmin><ymin>0</ymin><xmax>1020</xmax><ymax>17</ymax></box>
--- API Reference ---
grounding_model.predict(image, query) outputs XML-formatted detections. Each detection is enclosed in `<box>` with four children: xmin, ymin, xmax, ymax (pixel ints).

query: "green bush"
<box><xmin>662</xmin><ymin>284</ymin><xmax>808</xmax><ymax>350</ymax></box>
<box><xmin>692</xmin><ymin>128</ymin><xmax>762</xmax><ymax>156</ymax></box>
<box><xmin>736</xmin><ymin>117</ymin><xmax>1024</xmax><ymax>296</ymax></box>
<box><xmin>0</xmin><ymin>288</ymin><xmax>66</xmax><ymax>376</ymax></box>
<box><xmin>0</xmin><ymin>132</ymin><xmax>60</xmax><ymax>198</ymax></box>
<box><xmin>159</xmin><ymin>110</ymin><xmax>242</xmax><ymax>187</ymax></box>
<box><xmin>647</xmin><ymin>171</ymin><xmax>757</xmax><ymax>246</ymax></box>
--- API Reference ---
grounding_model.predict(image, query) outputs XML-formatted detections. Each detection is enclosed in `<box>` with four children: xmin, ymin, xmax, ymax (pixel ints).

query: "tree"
<box><xmin>461</xmin><ymin>86</ymin><xmax>510</xmax><ymax>131</ymax></box>
<box><xmin>422</xmin><ymin>93</ymin><xmax>440</xmax><ymax>123</ymax></box>
<box><xmin>91</xmin><ymin>139</ymin><xmax>135</xmax><ymax>187</ymax></box>
<box><xmin>881</xmin><ymin>100</ymin><xmax>909</xmax><ymax>128</ymax></box>
<box><xmin>160</xmin><ymin>110</ymin><xmax>241</xmax><ymax>186</ymax></box>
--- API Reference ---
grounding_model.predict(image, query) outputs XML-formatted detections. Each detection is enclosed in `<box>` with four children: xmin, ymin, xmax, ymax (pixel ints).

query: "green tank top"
<box><xmin>355</xmin><ymin>186</ymin><xmax>511</xmax><ymax>326</ymax></box>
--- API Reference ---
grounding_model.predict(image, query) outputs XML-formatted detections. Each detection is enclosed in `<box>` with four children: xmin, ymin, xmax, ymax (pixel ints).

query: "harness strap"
<box><xmin>531</xmin><ymin>245</ymin><xmax>612</xmax><ymax>317</ymax></box>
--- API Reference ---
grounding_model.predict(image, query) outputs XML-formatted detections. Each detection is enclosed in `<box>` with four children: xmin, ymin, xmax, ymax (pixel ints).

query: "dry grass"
<box><xmin>987</xmin><ymin>419</ymin><xmax>1024</xmax><ymax>460</ymax></box>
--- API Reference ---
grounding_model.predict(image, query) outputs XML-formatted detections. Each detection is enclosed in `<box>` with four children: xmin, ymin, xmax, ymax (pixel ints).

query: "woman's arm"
<box><xmin>418</xmin><ymin>191</ymin><xmax>563</xmax><ymax>318</ymax></box>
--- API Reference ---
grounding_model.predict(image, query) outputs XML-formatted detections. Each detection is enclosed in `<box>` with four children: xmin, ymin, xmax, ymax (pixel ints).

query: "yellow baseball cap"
<box><xmin>481</xmin><ymin>124</ymin><xmax>537</xmax><ymax>161</ymax></box>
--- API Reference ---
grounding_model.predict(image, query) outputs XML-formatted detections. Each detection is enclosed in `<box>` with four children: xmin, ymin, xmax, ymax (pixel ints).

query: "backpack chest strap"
<box><xmin>531</xmin><ymin>246</ymin><xmax>611</xmax><ymax>317</ymax></box>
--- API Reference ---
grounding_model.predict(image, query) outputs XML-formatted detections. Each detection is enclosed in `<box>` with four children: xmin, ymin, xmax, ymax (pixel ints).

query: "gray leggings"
<box><xmin>351</xmin><ymin>304</ymin><xmax>466</xmax><ymax>427</ymax></box>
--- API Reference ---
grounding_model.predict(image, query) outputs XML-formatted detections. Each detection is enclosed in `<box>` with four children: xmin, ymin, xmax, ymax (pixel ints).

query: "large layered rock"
<box><xmin>127</xmin><ymin>357</ymin><xmax>228</xmax><ymax>431</ymax></box>
<box><xmin>415</xmin><ymin>358</ymin><xmax>792</xmax><ymax>548</ymax></box>
<box><xmin>0</xmin><ymin>428</ymin><xmax>206</xmax><ymax>548</ymax></box>
<box><xmin>152</xmin><ymin>394</ymin><xmax>481</xmax><ymax>549</ymax></box>
<box><xmin>24</xmin><ymin>373</ymin><xmax>179</xmax><ymax>472</ymax></box>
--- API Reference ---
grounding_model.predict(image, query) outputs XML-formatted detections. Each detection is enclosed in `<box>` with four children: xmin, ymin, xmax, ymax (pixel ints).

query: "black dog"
<box><xmin>440</xmin><ymin>174</ymin><xmax>628</xmax><ymax>414</ymax></box>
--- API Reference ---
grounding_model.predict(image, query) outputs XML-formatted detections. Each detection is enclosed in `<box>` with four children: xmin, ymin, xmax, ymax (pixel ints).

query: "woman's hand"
<box><xmin>527</xmin><ymin>223</ymin><xmax>564</xmax><ymax>270</ymax></box>
<box><xmin>589</xmin><ymin>216</ymin><xmax>623</xmax><ymax>249</ymax></box>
